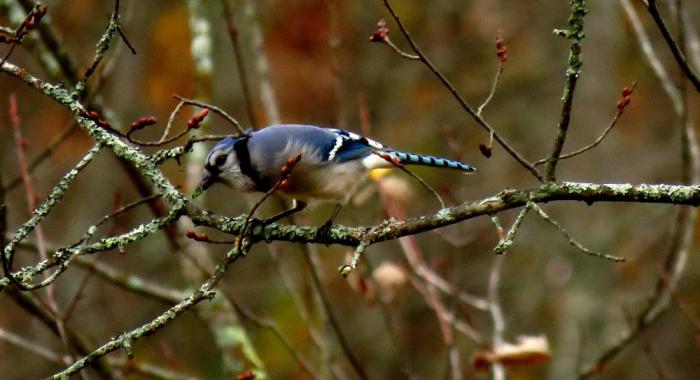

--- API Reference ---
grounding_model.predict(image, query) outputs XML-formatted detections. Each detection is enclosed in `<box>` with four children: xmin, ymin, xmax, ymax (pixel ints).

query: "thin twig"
<box><xmin>362</xmin><ymin>92</ymin><xmax>487</xmax><ymax>312</ymax></box>
<box><xmin>61</xmin><ymin>269</ymin><xmax>93</xmax><ymax>322</ymax></box>
<box><xmin>0</xmin><ymin>3</ymin><xmax>46</xmax><ymax>68</ymax></box>
<box><xmin>128</xmin><ymin>97</ymin><xmax>244</xmax><ymax>147</ymax></box>
<box><xmin>534</xmin><ymin>82</ymin><xmax>638</xmax><ymax>166</ymax></box>
<box><xmin>618</xmin><ymin>305</ymin><xmax>671</xmax><ymax>380</ymax></box>
<box><xmin>622</xmin><ymin>0</ymin><xmax>684</xmax><ymax>113</ymax></box>
<box><xmin>116</xmin><ymin>25</ymin><xmax>136</xmax><ymax>55</ymax></box>
<box><xmin>111</xmin><ymin>359</ymin><xmax>199</xmax><ymax>380</ymax></box>
<box><xmin>580</xmin><ymin>4</ymin><xmax>700</xmax><ymax>374</ymax></box>
<box><xmin>76</xmin><ymin>258</ymin><xmax>186</xmax><ymax>304</ymax></box>
<box><xmin>173</xmin><ymin>95</ymin><xmax>246</xmax><ymax>135</ymax></box>
<box><xmin>221</xmin><ymin>0</ymin><xmax>257</xmax><ymax>129</ymax></box>
<box><xmin>659</xmin><ymin>271</ymin><xmax>700</xmax><ymax>330</ymax></box>
<box><xmin>127</xmin><ymin>109</ymin><xmax>206</xmax><ymax>147</ymax></box>
<box><xmin>493</xmin><ymin>205</ymin><xmax>531</xmax><ymax>254</ymax></box>
<box><xmin>76</xmin><ymin>0</ymin><xmax>123</xmax><ymax>95</ymax></box>
<box><xmin>12</xmin><ymin>0</ymin><xmax>182</xmax><ymax>254</ymax></box>
<box><xmin>488</xmin><ymin>252</ymin><xmax>506</xmax><ymax>380</ymax></box>
<box><xmin>185</xmin><ymin>230</ymin><xmax>236</xmax><ymax>245</ymax></box>
<box><xmin>408</xmin><ymin>274</ymin><xmax>483</xmax><ymax>343</ymax></box>
<box><xmin>233</xmin><ymin>301</ymin><xmax>320</xmax><ymax>379</ymax></box>
<box><xmin>383</xmin><ymin>37</ymin><xmax>420</xmax><ymax>60</ymax></box>
<box><xmin>0</xmin><ymin>327</ymin><xmax>64</xmax><ymax>363</ymax></box>
<box><xmin>9</xmin><ymin>92</ymin><xmax>76</xmax><ymax>368</ymax></box>
<box><xmin>645</xmin><ymin>0</ymin><xmax>700</xmax><ymax>93</ymax></box>
<box><xmin>14</xmin><ymin>0</ymin><xmax>78</xmax><ymax>83</ymax></box>
<box><xmin>542</xmin><ymin>0</ymin><xmax>587</xmax><ymax>181</ymax></box>
<box><xmin>241</xmin><ymin>0</ymin><xmax>281</xmax><ymax>124</ymax></box>
<box><xmin>530</xmin><ymin>202</ymin><xmax>624</xmax><ymax>262</ymax></box>
<box><xmin>3</xmin><ymin>287</ymin><xmax>119</xmax><ymax>378</ymax></box>
<box><xmin>127</xmin><ymin>124</ymin><xmax>194</xmax><ymax>147</ymax></box>
<box><xmin>395</xmin><ymin>221</ymin><xmax>483</xmax><ymax>348</ymax></box>
<box><xmin>150</xmin><ymin>134</ymin><xmax>244</xmax><ymax>165</ymax></box>
<box><xmin>477</xmin><ymin>31</ymin><xmax>508</xmax><ymax>118</ymax></box>
<box><xmin>12</xmin><ymin>238</ymin><xmax>187</xmax><ymax>305</ymax></box>
<box><xmin>160</xmin><ymin>99</ymin><xmax>186</xmax><ymax>143</ymax></box>
<box><xmin>380</xmin><ymin>0</ymin><xmax>540</xmax><ymax>179</ymax></box>
<box><xmin>477</xmin><ymin>66</ymin><xmax>504</xmax><ymax>117</ymax></box>
<box><xmin>410</xmin><ymin>263</ymin><xmax>489</xmax><ymax>311</ymax></box>
<box><xmin>53</xmin><ymin>241</ymin><xmax>252</xmax><ymax>378</ymax></box>
<box><xmin>72</xmin><ymin>193</ymin><xmax>163</xmax><ymax>247</ymax></box>
<box><xmin>339</xmin><ymin>240</ymin><xmax>370</xmax><ymax>277</ymax></box>
<box><xmin>2</xmin><ymin>144</ymin><xmax>103</xmax><ymax>290</ymax></box>
<box><xmin>300</xmin><ymin>245</ymin><xmax>368</xmax><ymax>380</ymax></box>
<box><xmin>372</xmin><ymin>150</ymin><xmax>446</xmax><ymax>209</ymax></box>
<box><xmin>683</xmin><ymin>13</ymin><xmax>700</xmax><ymax>70</ymax></box>
<box><xmin>2</xmin><ymin>121</ymin><xmax>80</xmax><ymax>193</ymax></box>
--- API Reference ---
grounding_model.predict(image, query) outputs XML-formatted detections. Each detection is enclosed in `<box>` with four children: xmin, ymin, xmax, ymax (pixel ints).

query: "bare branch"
<box><xmin>233</xmin><ymin>301</ymin><xmax>320</xmax><ymax>379</ymax></box>
<box><xmin>644</xmin><ymin>0</ymin><xmax>700</xmax><ymax>92</ymax></box>
<box><xmin>53</xmin><ymin>241</ymin><xmax>251</xmax><ymax>378</ymax></box>
<box><xmin>173</xmin><ymin>95</ymin><xmax>246</xmax><ymax>135</ymax></box>
<box><xmin>534</xmin><ymin>83</ymin><xmax>638</xmax><ymax>166</ymax></box>
<box><xmin>530</xmin><ymin>203</ymin><xmax>624</xmax><ymax>262</ymax></box>
<box><xmin>380</xmin><ymin>0</ymin><xmax>540</xmax><ymax>179</ymax></box>
<box><xmin>220</xmin><ymin>0</ymin><xmax>257</xmax><ymax>129</ymax></box>
<box><xmin>543</xmin><ymin>0</ymin><xmax>587</xmax><ymax>181</ymax></box>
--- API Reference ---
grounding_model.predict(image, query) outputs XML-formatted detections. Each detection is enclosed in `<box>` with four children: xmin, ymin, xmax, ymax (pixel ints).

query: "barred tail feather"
<box><xmin>362</xmin><ymin>149</ymin><xmax>477</xmax><ymax>172</ymax></box>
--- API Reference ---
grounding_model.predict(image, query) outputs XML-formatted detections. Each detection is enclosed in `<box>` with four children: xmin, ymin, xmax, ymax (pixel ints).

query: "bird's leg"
<box><xmin>259</xmin><ymin>199</ymin><xmax>307</xmax><ymax>225</ymax></box>
<box><xmin>316</xmin><ymin>202</ymin><xmax>344</xmax><ymax>240</ymax></box>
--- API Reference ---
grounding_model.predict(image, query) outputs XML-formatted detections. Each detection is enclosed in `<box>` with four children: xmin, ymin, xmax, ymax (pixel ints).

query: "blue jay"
<box><xmin>197</xmin><ymin>124</ymin><xmax>476</xmax><ymax>232</ymax></box>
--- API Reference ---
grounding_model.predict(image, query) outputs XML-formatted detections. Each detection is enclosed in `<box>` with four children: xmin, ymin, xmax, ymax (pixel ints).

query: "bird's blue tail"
<box><xmin>383</xmin><ymin>149</ymin><xmax>477</xmax><ymax>172</ymax></box>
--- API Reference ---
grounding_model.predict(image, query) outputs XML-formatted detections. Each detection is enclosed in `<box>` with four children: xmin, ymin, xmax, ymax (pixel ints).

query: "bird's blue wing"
<box><xmin>325</xmin><ymin>129</ymin><xmax>385</xmax><ymax>163</ymax></box>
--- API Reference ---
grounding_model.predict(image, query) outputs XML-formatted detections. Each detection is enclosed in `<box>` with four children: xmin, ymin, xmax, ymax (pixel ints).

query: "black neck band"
<box><xmin>233</xmin><ymin>138</ymin><xmax>268</xmax><ymax>191</ymax></box>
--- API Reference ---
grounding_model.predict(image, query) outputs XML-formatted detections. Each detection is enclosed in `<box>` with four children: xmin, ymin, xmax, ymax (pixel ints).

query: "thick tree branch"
<box><xmin>188</xmin><ymin>182</ymin><xmax>700</xmax><ymax>248</ymax></box>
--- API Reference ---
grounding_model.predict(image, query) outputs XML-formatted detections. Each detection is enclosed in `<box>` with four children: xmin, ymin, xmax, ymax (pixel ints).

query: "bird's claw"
<box><xmin>315</xmin><ymin>220</ymin><xmax>334</xmax><ymax>245</ymax></box>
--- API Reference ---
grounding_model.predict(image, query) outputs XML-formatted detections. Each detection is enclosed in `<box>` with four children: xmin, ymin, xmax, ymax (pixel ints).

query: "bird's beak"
<box><xmin>192</xmin><ymin>172</ymin><xmax>216</xmax><ymax>199</ymax></box>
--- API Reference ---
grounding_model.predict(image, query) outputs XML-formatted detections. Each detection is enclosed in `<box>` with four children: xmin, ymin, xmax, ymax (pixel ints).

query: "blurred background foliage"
<box><xmin>1</xmin><ymin>0</ymin><xmax>700</xmax><ymax>379</ymax></box>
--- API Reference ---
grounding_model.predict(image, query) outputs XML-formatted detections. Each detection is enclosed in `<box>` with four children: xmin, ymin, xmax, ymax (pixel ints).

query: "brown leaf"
<box><xmin>471</xmin><ymin>335</ymin><xmax>550</xmax><ymax>370</ymax></box>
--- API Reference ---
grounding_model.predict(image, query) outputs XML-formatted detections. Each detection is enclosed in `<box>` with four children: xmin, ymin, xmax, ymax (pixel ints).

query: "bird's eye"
<box><xmin>215</xmin><ymin>154</ymin><xmax>228</xmax><ymax>167</ymax></box>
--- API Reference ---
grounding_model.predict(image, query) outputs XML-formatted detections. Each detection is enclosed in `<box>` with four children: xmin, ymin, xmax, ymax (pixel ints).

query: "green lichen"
<box><xmin>563</xmin><ymin>0</ymin><xmax>587</xmax><ymax>79</ymax></box>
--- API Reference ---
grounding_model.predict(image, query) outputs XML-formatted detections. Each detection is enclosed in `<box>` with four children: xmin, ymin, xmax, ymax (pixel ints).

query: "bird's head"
<box><xmin>193</xmin><ymin>137</ymin><xmax>245</xmax><ymax>198</ymax></box>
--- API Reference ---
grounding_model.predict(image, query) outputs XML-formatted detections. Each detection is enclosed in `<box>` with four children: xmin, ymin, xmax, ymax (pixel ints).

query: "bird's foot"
<box><xmin>315</xmin><ymin>220</ymin><xmax>334</xmax><ymax>245</ymax></box>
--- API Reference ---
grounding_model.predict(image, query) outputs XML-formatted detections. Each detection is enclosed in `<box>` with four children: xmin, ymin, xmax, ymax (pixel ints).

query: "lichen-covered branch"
<box><xmin>4</xmin><ymin>2</ymin><xmax>700</xmax><ymax>377</ymax></box>
<box><xmin>2</xmin><ymin>144</ymin><xmax>102</xmax><ymax>289</ymax></box>
<box><xmin>187</xmin><ymin>182</ymin><xmax>700</xmax><ymax>249</ymax></box>
<box><xmin>53</xmin><ymin>242</ymin><xmax>251</xmax><ymax>379</ymax></box>
<box><xmin>543</xmin><ymin>0</ymin><xmax>587</xmax><ymax>181</ymax></box>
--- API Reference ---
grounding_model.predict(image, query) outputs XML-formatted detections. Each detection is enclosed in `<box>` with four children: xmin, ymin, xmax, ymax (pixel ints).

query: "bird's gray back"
<box><xmin>247</xmin><ymin>124</ymin><xmax>335</xmax><ymax>177</ymax></box>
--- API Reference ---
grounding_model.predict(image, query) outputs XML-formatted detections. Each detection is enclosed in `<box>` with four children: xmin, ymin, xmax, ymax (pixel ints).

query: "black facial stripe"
<box><xmin>233</xmin><ymin>138</ymin><xmax>269</xmax><ymax>191</ymax></box>
<box><xmin>205</xmin><ymin>163</ymin><xmax>217</xmax><ymax>174</ymax></box>
<box><xmin>214</xmin><ymin>154</ymin><xmax>227</xmax><ymax>166</ymax></box>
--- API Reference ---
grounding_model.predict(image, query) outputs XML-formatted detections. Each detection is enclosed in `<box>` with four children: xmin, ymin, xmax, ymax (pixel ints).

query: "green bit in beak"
<box><xmin>192</xmin><ymin>172</ymin><xmax>215</xmax><ymax>199</ymax></box>
<box><xmin>191</xmin><ymin>186</ymin><xmax>206</xmax><ymax>199</ymax></box>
